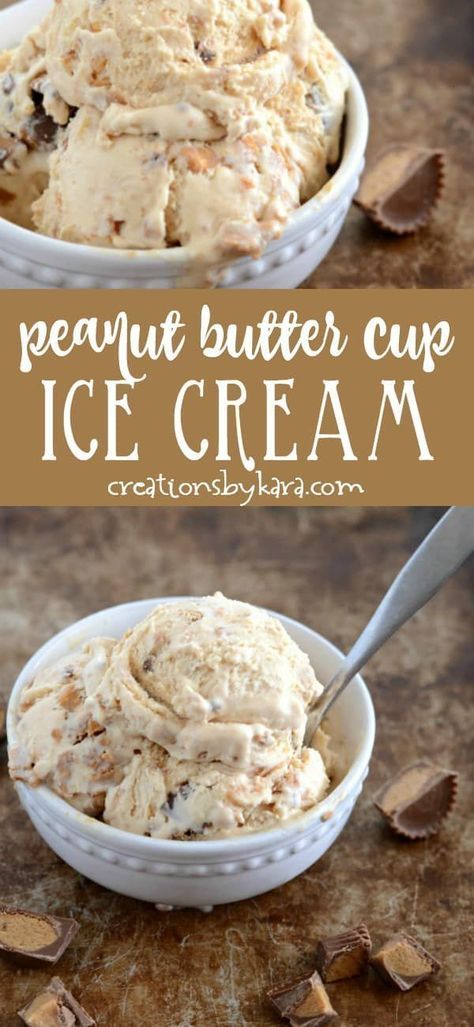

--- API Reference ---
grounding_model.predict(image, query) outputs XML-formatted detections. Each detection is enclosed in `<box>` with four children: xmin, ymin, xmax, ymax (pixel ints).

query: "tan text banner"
<box><xmin>0</xmin><ymin>289</ymin><xmax>471</xmax><ymax>506</ymax></box>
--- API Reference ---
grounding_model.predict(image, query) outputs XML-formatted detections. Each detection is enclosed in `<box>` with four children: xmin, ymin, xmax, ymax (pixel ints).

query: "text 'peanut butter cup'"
<box><xmin>373</xmin><ymin>759</ymin><xmax>458</xmax><ymax>839</ymax></box>
<box><xmin>18</xmin><ymin>976</ymin><xmax>96</xmax><ymax>1027</ymax></box>
<box><xmin>0</xmin><ymin>904</ymin><xmax>79</xmax><ymax>966</ymax></box>
<box><xmin>355</xmin><ymin>145</ymin><xmax>445</xmax><ymax>234</ymax></box>
<box><xmin>268</xmin><ymin>969</ymin><xmax>338</xmax><ymax>1025</ymax></box>
<box><xmin>370</xmin><ymin>931</ymin><xmax>440</xmax><ymax>991</ymax></box>
<box><xmin>316</xmin><ymin>923</ymin><xmax>372</xmax><ymax>982</ymax></box>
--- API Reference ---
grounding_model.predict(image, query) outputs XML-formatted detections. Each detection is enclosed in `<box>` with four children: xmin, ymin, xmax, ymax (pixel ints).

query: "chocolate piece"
<box><xmin>18</xmin><ymin>976</ymin><xmax>96</xmax><ymax>1026</ymax></box>
<box><xmin>19</xmin><ymin>84</ymin><xmax>60</xmax><ymax>150</ymax></box>
<box><xmin>374</xmin><ymin>759</ymin><xmax>458</xmax><ymax>839</ymax></box>
<box><xmin>268</xmin><ymin>970</ymin><xmax>338</xmax><ymax>1025</ymax></box>
<box><xmin>315</xmin><ymin>923</ymin><xmax>372</xmax><ymax>982</ymax></box>
<box><xmin>23</xmin><ymin>109</ymin><xmax>58</xmax><ymax>149</ymax></box>
<box><xmin>2</xmin><ymin>73</ymin><xmax>15</xmax><ymax>96</ymax></box>
<box><xmin>355</xmin><ymin>145</ymin><xmax>445</xmax><ymax>234</ymax></box>
<box><xmin>371</xmin><ymin>931</ymin><xmax>440</xmax><ymax>991</ymax></box>
<box><xmin>0</xmin><ymin>186</ymin><xmax>14</xmax><ymax>205</ymax></box>
<box><xmin>0</xmin><ymin>703</ymin><xmax>5</xmax><ymax>741</ymax></box>
<box><xmin>0</xmin><ymin>903</ymin><xmax>79</xmax><ymax>966</ymax></box>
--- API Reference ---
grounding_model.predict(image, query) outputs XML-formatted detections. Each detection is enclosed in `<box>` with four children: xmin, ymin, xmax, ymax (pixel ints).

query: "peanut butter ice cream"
<box><xmin>9</xmin><ymin>637</ymin><xmax>142</xmax><ymax>815</ymax></box>
<box><xmin>9</xmin><ymin>595</ymin><xmax>330</xmax><ymax>839</ymax></box>
<box><xmin>0</xmin><ymin>0</ymin><xmax>347</xmax><ymax>260</ymax></box>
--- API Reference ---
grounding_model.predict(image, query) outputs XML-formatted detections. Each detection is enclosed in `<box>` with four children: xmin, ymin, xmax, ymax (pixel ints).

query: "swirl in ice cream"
<box><xmin>0</xmin><ymin>0</ymin><xmax>347</xmax><ymax>260</ymax></box>
<box><xmin>9</xmin><ymin>594</ymin><xmax>331</xmax><ymax>839</ymax></box>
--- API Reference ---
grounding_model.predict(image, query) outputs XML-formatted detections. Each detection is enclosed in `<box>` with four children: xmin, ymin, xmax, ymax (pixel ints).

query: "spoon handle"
<box><xmin>306</xmin><ymin>507</ymin><xmax>474</xmax><ymax>739</ymax></box>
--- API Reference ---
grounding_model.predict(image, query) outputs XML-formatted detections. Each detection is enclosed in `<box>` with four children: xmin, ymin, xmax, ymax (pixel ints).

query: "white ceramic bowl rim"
<box><xmin>0</xmin><ymin>0</ymin><xmax>369</xmax><ymax>271</ymax></box>
<box><xmin>8</xmin><ymin>597</ymin><xmax>376</xmax><ymax>859</ymax></box>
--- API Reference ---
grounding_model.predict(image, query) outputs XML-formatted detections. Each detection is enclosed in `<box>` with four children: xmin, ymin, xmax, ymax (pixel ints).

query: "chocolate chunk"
<box><xmin>305</xmin><ymin>85</ymin><xmax>324</xmax><ymax>113</ymax></box>
<box><xmin>315</xmin><ymin>923</ymin><xmax>372</xmax><ymax>982</ymax></box>
<box><xmin>0</xmin><ymin>704</ymin><xmax>5</xmax><ymax>742</ymax></box>
<box><xmin>0</xmin><ymin>135</ymin><xmax>15</xmax><ymax>169</ymax></box>
<box><xmin>24</xmin><ymin>109</ymin><xmax>58</xmax><ymax>148</ymax></box>
<box><xmin>373</xmin><ymin>759</ymin><xmax>458</xmax><ymax>839</ymax></box>
<box><xmin>371</xmin><ymin>931</ymin><xmax>440</xmax><ymax>991</ymax></box>
<box><xmin>195</xmin><ymin>42</ymin><xmax>216</xmax><ymax>65</ymax></box>
<box><xmin>268</xmin><ymin>970</ymin><xmax>338</xmax><ymax>1025</ymax></box>
<box><xmin>0</xmin><ymin>903</ymin><xmax>79</xmax><ymax>966</ymax></box>
<box><xmin>20</xmin><ymin>86</ymin><xmax>60</xmax><ymax>149</ymax></box>
<box><xmin>2</xmin><ymin>73</ymin><xmax>15</xmax><ymax>95</ymax></box>
<box><xmin>355</xmin><ymin>145</ymin><xmax>445</xmax><ymax>234</ymax></box>
<box><xmin>18</xmin><ymin>976</ymin><xmax>96</xmax><ymax>1026</ymax></box>
<box><xmin>164</xmin><ymin>790</ymin><xmax>176</xmax><ymax>812</ymax></box>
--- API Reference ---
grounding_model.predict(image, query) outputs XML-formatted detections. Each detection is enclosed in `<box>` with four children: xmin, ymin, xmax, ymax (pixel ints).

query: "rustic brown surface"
<box><xmin>0</xmin><ymin>0</ymin><xmax>472</xmax><ymax>286</ymax></box>
<box><xmin>0</xmin><ymin>507</ymin><xmax>472</xmax><ymax>1026</ymax></box>
<box><xmin>309</xmin><ymin>0</ymin><xmax>474</xmax><ymax>288</ymax></box>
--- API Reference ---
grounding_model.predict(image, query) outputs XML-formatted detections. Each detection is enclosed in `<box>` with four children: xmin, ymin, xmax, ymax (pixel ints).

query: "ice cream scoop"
<box><xmin>92</xmin><ymin>593</ymin><xmax>320</xmax><ymax>767</ymax></box>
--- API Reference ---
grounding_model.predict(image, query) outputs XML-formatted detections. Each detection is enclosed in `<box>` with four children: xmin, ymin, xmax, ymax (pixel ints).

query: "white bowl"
<box><xmin>0</xmin><ymin>0</ymin><xmax>369</xmax><ymax>289</ymax></box>
<box><xmin>7</xmin><ymin>598</ymin><xmax>375</xmax><ymax>909</ymax></box>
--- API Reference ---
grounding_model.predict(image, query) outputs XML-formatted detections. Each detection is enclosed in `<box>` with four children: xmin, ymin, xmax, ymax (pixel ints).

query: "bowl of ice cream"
<box><xmin>0</xmin><ymin>0</ymin><xmax>368</xmax><ymax>289</ymax></box>
<box><xmin>7</xmin><ymin>595</ymin><xmax>375</xmax><ymax>908</ymax></box>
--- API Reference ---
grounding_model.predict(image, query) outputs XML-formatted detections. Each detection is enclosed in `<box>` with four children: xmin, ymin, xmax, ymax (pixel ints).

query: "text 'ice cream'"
<box><xmin>0</xmin><ymin>1</ymin><xmax>347</xmax><ymax>261</ymax></box>
<box><xmin>9</xmin><ymin>595</ymin><xmax>330</xmax><ymax>839</ymax></box>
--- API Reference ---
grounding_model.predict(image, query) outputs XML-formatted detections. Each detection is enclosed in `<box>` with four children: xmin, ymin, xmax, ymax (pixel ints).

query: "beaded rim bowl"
<box><xmin>7</xmin><ymin>598</ymin><xmax>376</xmax><ymax>907</ymax></box>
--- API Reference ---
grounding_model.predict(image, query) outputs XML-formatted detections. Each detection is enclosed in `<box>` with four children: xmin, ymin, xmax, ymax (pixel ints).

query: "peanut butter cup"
<box><xmin>374</xmin><ymin>759</ymin><xmax>458</xmax><ymax>839</ymax></box>
<box><xmin>355</xmin><ymin>145</ymin><xmax>445</xmax><ymax>233</ymax></box>
<box><xmin>316</xmin><ymin>923</ymin><xmax>372</xmax><ymax>982</ymax></box>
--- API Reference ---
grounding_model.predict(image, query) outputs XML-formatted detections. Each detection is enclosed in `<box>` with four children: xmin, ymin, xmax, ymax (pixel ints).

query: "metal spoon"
<box><xmin>305</xmin><ymin>506</ymin><xmax>474</xmax><ymax>744</ymax></box>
